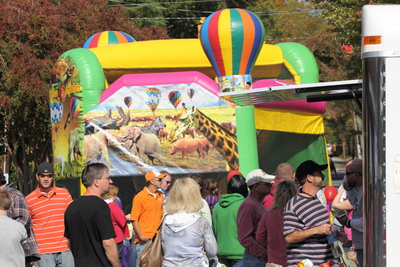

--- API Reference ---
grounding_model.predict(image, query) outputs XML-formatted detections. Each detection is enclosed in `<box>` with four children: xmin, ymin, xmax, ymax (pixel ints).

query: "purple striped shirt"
<box><xmin>283</xmin><ymin>194</ymin><xmax>333</xmax><ymax>265</ymax></box>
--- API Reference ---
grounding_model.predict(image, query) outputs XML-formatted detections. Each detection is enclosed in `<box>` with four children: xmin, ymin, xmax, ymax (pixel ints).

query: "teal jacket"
<box><xmin>212</xmin><ymin>193</ymin><xmax>245</xmax><ymax>259</ymax></box>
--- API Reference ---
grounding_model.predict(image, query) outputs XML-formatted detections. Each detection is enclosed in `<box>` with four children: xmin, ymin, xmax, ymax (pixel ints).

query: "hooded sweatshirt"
<box><xmin>212</xmin><ymin>193</ymin><xmax>245</xmax><ymax>259</ymax></box>
<box><xmin>162</xmin><ymin>211</ymin><xmax>217</xmax><ymax>267</ymax></box>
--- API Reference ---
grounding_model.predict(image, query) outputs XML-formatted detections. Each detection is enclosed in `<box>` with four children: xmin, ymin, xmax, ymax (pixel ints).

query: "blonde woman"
<box><xmin>162</xmin><ymin>178</ymin><xmax>218</xmax><ymax>266</ymax></box>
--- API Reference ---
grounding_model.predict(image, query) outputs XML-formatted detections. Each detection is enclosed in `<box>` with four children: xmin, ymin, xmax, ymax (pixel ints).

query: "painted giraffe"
<box><xmin>169</xmin><ymin>105</ymin><xmax>239</xmax><ymax>170</ymax></box>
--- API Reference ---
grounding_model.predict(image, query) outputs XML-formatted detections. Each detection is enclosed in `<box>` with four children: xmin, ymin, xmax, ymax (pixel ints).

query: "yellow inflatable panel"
<box><xmin>90</xmin><ymin>39</ymin><xmax>286</xmax><ymax>83</ymax></box>
<box><xmin>255</xmin><ymin>107</ymin><xmax>325</xmax><ymax>135</ymax></box>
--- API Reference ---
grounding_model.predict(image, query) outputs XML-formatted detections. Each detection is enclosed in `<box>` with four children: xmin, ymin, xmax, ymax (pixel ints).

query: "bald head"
<box><xmin>276</xmin><ymin>163</ymin><xmax>295</xmax><ymax>181</ymax></box>
<box><xmin>346</xmin><ymin>159</ymin><xmax>362</xmax><ymax>173</ymax></box>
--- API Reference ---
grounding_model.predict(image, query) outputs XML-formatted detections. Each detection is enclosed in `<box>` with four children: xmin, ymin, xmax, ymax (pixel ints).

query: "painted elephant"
<box><xmin>122</xmin><ymin>127</ymin><xmax>164</xmax><ymax>167</ymax></box>
<box><xmin>84</xmin><ymin>130</ymin><xmax>112</xmax><ymax>168</ymax></box>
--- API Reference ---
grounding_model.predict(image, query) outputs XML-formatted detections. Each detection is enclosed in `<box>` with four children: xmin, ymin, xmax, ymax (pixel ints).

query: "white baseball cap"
<box><xmin>246</xmin><ymin>169</ymin><xmax>275</xmax><ymax>186</ymax></box>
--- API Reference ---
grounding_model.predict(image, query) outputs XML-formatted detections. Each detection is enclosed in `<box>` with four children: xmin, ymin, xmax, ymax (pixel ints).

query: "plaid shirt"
<box><xmin>2</xmin><ymin>184</ymin><xmax>41</xmax><ymax>262</ymax></box>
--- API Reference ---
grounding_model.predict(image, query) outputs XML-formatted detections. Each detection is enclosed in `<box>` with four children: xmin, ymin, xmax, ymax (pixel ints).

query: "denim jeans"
<box><xmin>34</xmin><ymin>250</ymin><xmax>74</xmax><ymax>267</ymax></box>
<box><xmin>242</xmin><ymin>252</ymin><xmax>267</xmax><ymax>267</ymax></box>
<box><xmin>220</xmin><ymin>258</ymin><xmax>243</xmax><ymax>267</ymax></box>
<box><xmin>134</xmin><ymin>240</ymin><xmax>149</xmax><ymax>266</ymax></box>
<box><xmin>356</xmin><ymin>249</ymin><xmax>363</xmax><ymax>267</ymax></box>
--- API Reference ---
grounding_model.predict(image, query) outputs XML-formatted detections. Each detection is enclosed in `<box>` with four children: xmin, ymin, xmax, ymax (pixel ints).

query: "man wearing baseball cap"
<box><xmin>130</xmin><ymin>170</ymin><xmax>166</xmax><ymax>265</ymax></box>
<box><xmin>237</xmin><ymin>169</ymin><xmax>274</xmax><ymax>266</ymax></box>
<box><xmin>283</xmin><ymin>160</ymin><xmax>333</xmax><ymax>266</ymax></box>
<box><xmin>26</xmin><ymin>162</ymin><xmax>74</xmax><ymax>266</ymax></box>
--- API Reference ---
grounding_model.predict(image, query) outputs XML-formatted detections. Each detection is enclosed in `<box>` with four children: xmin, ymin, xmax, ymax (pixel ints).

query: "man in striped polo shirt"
<box><xmin>26</xmin><ymin>162</ymin><xmax>74</xmax><ymax>267</ymax></box>
<box><xmin>283</xmin><ymin>160</ymin><xmax>333</xmax><ymax>266</ymax></box>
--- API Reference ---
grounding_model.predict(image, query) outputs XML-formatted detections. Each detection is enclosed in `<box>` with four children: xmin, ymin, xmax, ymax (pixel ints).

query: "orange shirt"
<box><xmin>130</xmin><ymin>187</ymin><xmax>164</xmax><ymax>243</ymax></box>
<box><xmin>26</xmin><ymin>187</ymin><xmax>72</xmax><ymax>254</ymax></box>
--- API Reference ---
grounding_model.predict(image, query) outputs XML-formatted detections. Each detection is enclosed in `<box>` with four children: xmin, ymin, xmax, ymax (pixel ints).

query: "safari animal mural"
<box><xmin>80</xmin><ymin>73</ymin><xmax>236</xmax><ymax>176</ymax></box>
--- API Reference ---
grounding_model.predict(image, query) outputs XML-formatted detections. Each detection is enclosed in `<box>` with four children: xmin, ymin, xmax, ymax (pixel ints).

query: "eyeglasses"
<box><xmin>39</xmin><ymin>174</ymin><xmax>53</xmax><ymax>178</ymax></box>
<box><xmin>154</xmin><ymin>178</ymin><xmax>162</xmax><ymax>182</ymax></box>
<box><xmin>312</xmin><ymin>174</ymin><xmax>325</xmax><ymax>180</ymax></box>
<box><xmin>346</xmin><ymin>171</ymin><xmax>357</xmax><ymax>176</ymax></box>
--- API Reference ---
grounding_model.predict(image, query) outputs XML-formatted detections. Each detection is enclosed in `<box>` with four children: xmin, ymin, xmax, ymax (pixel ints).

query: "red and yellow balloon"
<box><xmin>199</xmin><ymin>9</ymin><xmax>265</xmax><ymax>92</ymax></box>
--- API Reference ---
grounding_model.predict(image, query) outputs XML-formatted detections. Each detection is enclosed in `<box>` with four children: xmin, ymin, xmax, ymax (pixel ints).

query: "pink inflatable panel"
<box><xmin>253</xmin><ymin>79</ymin><xmax>326</xmax><ymax>114</ymax></box>
<box><xmin>100</xmin><ymin>71</ymin><xmax>219</xmax><ymax>103</ymax></box>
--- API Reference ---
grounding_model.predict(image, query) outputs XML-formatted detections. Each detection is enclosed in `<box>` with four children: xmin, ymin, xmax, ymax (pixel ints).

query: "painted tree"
<box><xmin>0</xmin><ymin>0</ymin><xmax>168</xmax><ymax>195</ymax></box>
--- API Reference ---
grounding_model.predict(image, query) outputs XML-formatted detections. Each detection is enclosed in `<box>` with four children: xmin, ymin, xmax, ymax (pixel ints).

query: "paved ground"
<box><xmin>331</xmin><ymin>156</ymin><xmax>349</xmax><ymax>172</ymax></box>
<box><xmin>330</xmin><ymin>156</ymin><xmax>351</xmax><ymax>187</ymax></box>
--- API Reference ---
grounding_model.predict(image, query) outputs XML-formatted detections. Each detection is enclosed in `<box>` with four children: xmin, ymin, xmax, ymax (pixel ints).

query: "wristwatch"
<box><xmin>345</xmin><ymin>219</ymin><xmax>352</xmax><ymax>228</ymax></box>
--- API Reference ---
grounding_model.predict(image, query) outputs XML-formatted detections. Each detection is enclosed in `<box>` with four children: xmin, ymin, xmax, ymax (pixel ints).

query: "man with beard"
<box><xmin>336</xmin><ymin>159</ymin><xmax>363</xmax><ymax>266</ymax></box>
<box><xmin>283</xmin><ymin>160</ymin><xmax>333</xmax><ymax>266</ymax></box>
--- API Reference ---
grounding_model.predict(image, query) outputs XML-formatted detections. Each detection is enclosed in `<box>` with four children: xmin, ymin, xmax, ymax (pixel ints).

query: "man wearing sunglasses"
<box><xmin>159</xmin><ymin>171</ymin><xmax>172</xmax><ymax>197</ymax></box>
<box><xmin>336</xmin><ymin>159</ymin><xmax>364</xmax><ymax>266</ymax></box>
<box><xmin>26</xmin><ymin>162</ymin><xmax>74</xmax><ymax>267</ymax></box>
<box><xmin>283</xmin><ymin>160</ymin><xmax>333</xmax><ymax>266</ymax></box>
<box><xmin>130</xmin><ymin>170</ymin><xmax>166</xmax><ymax>265</ymax></box>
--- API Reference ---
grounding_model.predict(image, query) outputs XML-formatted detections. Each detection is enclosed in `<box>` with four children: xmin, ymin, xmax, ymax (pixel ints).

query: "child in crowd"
<box><xmin>204</xmin><ymin>178</ymin><xmax>221</xmax><ymax>214</ymax></box>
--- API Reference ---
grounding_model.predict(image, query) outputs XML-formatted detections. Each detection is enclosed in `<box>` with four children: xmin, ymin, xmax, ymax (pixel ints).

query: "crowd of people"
<box><xmin>0</xmin><ymin>158</ymin><xmax>364</xmax><ymax>267</ymax></box>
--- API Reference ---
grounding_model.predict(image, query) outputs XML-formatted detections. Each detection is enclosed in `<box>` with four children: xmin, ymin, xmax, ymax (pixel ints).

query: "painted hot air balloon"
<box><xmin>186</xmin><ymin>88</ymin><xmax>195</xmax><ymax>101</ymax></box>
<box><xmin>70</xmin><ymin>97</ymin><xmax>79</xmax><ymax>122</ymax></box>
<box><xmin>145</xmin><ymin>88</ymin><xmax>161</xmax><ymax>115</ymax></box>
<box><xmin>83</xmin><ymin>31</ymin><xmax>136</xmax><ymax>49</ymax></box>
<box><xmin>199</xmin><ymin>9</ymin><xmax>265</xmax><ymax>92</ymax></box>
<box><xmin>124</xmin><ymin>96</ymin><xmax>133</xmax><ymax>108</ymax></box>
<box><xmin>168</xmin><ymin>91</ymin><xmax>182</xmax><ymax>109</ymax></box>
<box><xmin>50</xmin><ymin>97</ymin><xmax>63</xmax><ymax>138</ymax></box>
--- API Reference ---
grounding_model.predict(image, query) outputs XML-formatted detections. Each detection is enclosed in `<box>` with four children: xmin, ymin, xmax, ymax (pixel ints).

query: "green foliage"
<box><xmin>162</xmin><ymin>0</ymin><xmax>225</xmax><ymax>38</ymax></box>
<box><xmin>0</xmin><ymin>0</ymin><xmax>168</xmax><ymax>195</ymax></box>
<box><xmin>118</xmin><ymin>0</ymin><xmax>167</xmax><ymax>28</ymax></box>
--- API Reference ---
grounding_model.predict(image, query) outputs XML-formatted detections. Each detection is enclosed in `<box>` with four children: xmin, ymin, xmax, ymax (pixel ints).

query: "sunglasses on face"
<box><xmin>39</xmin><ymin>173</ymin><xmax>53</xmax><ymax>178</ymax></box>
<box><xmin>163</xmin><ymin>180</ymin><xmax>171</xmax><ymax>185</ymax></box>
<box><xmin>346</xmin><ymin>171</ymin><xmax>357</xmax><ymax>176</ymax></box>
<box><xmin>154</xmin><ymin>178</ymin><xmax>162</xmax><ymax>182</ymax></box>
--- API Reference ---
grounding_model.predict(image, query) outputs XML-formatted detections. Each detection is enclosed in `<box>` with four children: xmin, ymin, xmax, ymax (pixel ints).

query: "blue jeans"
<box><xmin>34</xmin><ymin>250</ymin><xmax>74</xmax><ymax>267</ymax></box>
<box><xmin>356</xmin><ymin>249</ymin><xmax>363</xmax><ymax>267</ymax></box>
<box><xmin>134</xmin><ymin>241</ymin><xmax>149</xmax><ymax>266</ymax></box>
<box><xmin>242</xmin><ymin>252</ymin><xmax>267</xmax><ymax>267</ymax></box>
<box><xmin>220</xmin><ymin>258</ymin><xmax>243</xmax><ymax>267</ymax></box>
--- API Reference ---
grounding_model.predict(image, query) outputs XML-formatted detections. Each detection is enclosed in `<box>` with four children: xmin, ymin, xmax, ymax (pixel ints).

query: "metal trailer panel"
<box><xmin>362</xmin><ymin>4</ymin><xmax>400</xmax><ymax>266</ymax></box>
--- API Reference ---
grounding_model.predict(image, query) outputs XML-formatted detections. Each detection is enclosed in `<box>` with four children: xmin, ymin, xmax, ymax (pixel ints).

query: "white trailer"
<box><xmin>362</xmin><ymin>5</ymin><xmax>400</xmax><ymax>266</ymax></box>
<box><xmin>220</xmin><ymin>4</ymin><xmax>400</xmax><ymax>266</ymax></box>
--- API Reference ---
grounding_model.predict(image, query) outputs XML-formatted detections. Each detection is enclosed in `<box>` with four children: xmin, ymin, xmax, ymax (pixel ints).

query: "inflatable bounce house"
<box><xmin>50</xmin><ymin>9</ymin><xmax>328</xmax><ymax>202</ymax></box>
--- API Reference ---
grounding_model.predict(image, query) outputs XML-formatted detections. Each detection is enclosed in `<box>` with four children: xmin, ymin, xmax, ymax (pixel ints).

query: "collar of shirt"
<box><xmin>34</xmin><ymin>186</ymin><xmax>56</xmax><ymax>198</ymax></box>
<box><xmin>146</xmin><ymin>187</ymin><xmax>157</xmax><ymax>198</ymax></box>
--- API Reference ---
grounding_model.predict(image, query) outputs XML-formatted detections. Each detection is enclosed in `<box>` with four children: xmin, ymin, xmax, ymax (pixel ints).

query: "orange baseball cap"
<box><xmin>145</xmin><ymin>170</ymin><xmax>166</xmax><ymax>182</ymax></box>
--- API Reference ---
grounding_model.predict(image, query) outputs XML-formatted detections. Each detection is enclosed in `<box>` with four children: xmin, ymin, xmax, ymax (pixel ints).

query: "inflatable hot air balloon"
<box><xmin>70</xmin><ymin>97</ymin><xmax>79</xmax><ymax>122</ymax></box>
<box><xmin>145</xmin><ymin>88</ymin><xmax>161</xmax><ymax>115</ymax></box>
<box><xmin>124</xmin><ymin>96</ymin><xmax>133</xmax><ymax>108</ymax></box>
<box><xmin>83</xmin><ymin>31</ymin><xmax>136</xmax><ymax>49</ymax></box>
<box><xmin>168</xmin><ymin>91</ymin><xmax>182</xmax><ymax>109</ymax></box>
<box><xmin>200</xmin><ymin>9</ymin><xmax>265</xmax><ymax>92</ymax></box>
<box><xmin>186</xmin><ymin>88</ymin><xmax>195</xmax><ymax>101</ymax></box>
<box><xmin>50</xmin><ymin>97</ymin><xmax>63</xmax><ymax>138</ymax></box>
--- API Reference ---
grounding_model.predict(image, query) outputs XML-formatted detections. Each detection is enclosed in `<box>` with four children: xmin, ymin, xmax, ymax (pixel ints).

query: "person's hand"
<box><xmin>139</xmin><ymin>236</ymin><xmax>149</xmax><ymax>243</ymax></box>
<box><xmin>316</xmin><ymin>223</ymin><xmax>332</xmax><ymax>235</ymax></box>
<box><xmin>336</xmin><ymin>215</ymin><xmax>348</xmax><ymax>226</ymax></box>
<box><xmin>125</xmin><ymin>214</ymin><xmax>130</xmax><ymax>220</ymax></box>
<box><xmin>336</xmin><ymin>231</ymin><xmax>348</xmax><ymax>243</ymax></box>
